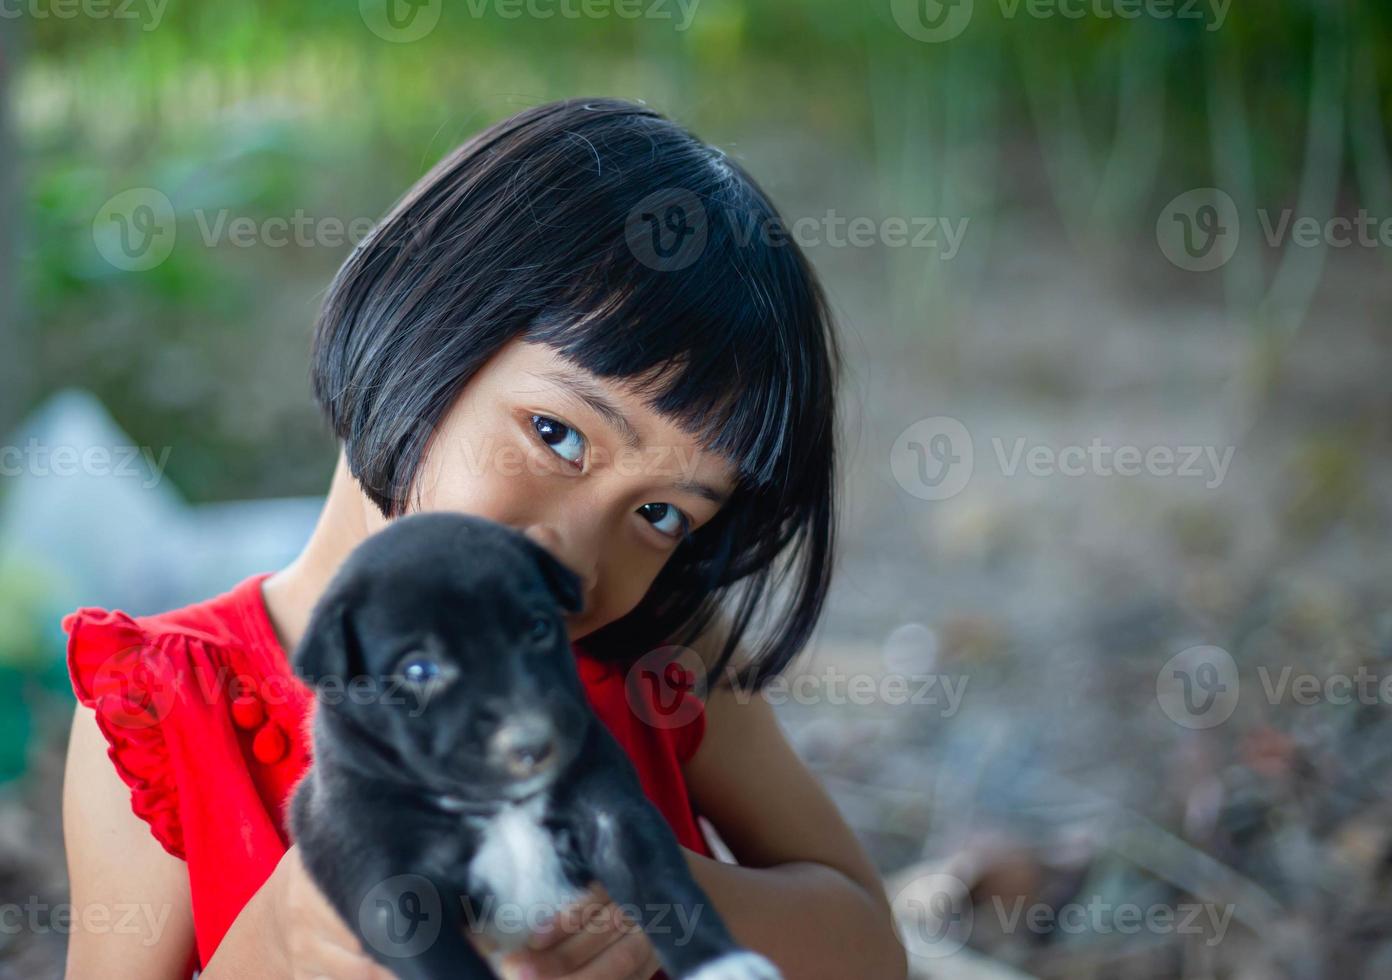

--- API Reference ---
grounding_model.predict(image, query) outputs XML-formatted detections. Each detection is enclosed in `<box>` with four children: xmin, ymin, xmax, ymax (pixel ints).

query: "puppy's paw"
<box><xmin>685</xmin><ymin>951</ymin><xmax>783</xmax><ymax>980</ymax></box>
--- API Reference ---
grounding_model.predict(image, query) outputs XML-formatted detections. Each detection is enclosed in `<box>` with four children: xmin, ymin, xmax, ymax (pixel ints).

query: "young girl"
<box><xmin>61</xmin><ymin>98</ymin><xmax>906</xmax><ymax>980</ymax></box>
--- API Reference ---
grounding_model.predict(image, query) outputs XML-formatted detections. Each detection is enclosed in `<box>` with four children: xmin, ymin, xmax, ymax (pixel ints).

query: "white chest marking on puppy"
<box><xmin>467</xmin><ymin>795</ymin><xmax>586</xmax><ymax>951</ymax></box>
<box><xmin>686</xmin><ymin>951</ymin><xmax>784</xmax><ymax>980</ymax></box>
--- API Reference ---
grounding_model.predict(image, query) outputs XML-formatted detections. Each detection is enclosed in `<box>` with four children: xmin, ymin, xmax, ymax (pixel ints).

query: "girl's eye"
<box><xmin>532</xmin><ymin>415</ymin><xmax>585</xmax><ymax>466</ymax></box>
<box><xmin>638</xmin><ymin>502</ymin><xmax>690</xmax><ymax>540</ymax></box>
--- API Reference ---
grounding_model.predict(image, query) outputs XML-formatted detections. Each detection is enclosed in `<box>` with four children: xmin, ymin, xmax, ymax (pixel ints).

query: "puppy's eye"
<box><xmin>529</xmin><ymin>616</ymin><xmax>554</xmax><ymax>642</ymax></box>
<box><xmin>399</xmin><ymin>656</ymin><xmax>442</xmax><ymax>685</ymax></box>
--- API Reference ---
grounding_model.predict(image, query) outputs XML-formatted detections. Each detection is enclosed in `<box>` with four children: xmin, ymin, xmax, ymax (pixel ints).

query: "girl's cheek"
<box><xmin>415</xmin><ymin>426</ymin><xmax>668</xmax><ymax>631</ymax></box>
<box><xmin>431</xmin><ymin>466</ymin><xmax>544</xmax><ymax>527</ymax></box>
<box><xmin>598</xmin><ymin>550</ymin><xmax>665</xmax><ymax>626</ymax></box>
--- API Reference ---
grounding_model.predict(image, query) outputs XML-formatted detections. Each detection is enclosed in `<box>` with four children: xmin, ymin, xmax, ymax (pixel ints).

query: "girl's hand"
<box><xmin>270</xmin><ymin>843</ymin><xmax>398</xmax><ymax>980</ymax></box>
<box><xmin>498</xmin><ymin>883</ymin><xmax>661</xmax><ymax>980</ymax></box>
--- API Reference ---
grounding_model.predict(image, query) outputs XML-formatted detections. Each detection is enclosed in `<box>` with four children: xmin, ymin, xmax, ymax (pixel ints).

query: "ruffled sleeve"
<box><xmin>63</xmin><ymin>607</ymin><xmax>185</xmax><ymax>860</ymax></box>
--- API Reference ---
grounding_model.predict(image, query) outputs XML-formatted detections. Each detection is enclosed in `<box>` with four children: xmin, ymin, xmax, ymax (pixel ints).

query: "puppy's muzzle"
<box><xmin>488</xmin><ymin>712</ymin><xmax>559</xmax><ymax>780</ymax></box>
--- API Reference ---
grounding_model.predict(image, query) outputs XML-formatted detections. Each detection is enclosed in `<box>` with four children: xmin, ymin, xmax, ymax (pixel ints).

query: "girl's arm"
<box><xmin>506</xmin><ymin>632</ymin><xmax>909</xmax><ymax>980</ymax></box>
<box><xmin>63</xmin><ymin>706</ymin><xmax>395</xmax><ymax>980</ymax></box>
<box><xmin>202</xmin><ymin>844</ymin><xmax>396</xmax><ymax>980</ymax></box>
<box><xmin>681</xmin><ymin>684</ymin><xmax>908</xmax><ymax>980</ymax></box>
<box><xmin>500</xmin><ymin>683</ymin><xmax>907</xmax><ymax>980</ymax></box>
<box><xmin>62</xmin><ymin>706</ymin><xmax>198</xmax><ymax>979</ymax></box>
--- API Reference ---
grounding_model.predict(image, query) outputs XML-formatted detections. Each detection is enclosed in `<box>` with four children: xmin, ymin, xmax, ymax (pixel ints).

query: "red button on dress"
<box><xmin>251</xmin><ymin>720</ymin><xmax>288</xmax><ymax>764</ymax></box>
<box><xmin>231</xmin><ymin>694</ymin><xmax>264</xmax><ymax>730</ymax></box>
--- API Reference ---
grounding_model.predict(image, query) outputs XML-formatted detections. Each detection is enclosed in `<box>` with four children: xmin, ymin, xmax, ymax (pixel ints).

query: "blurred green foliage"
<box><xmin>8</xmin><ymin>0</ymin><xmax>1392</xmax><ymax>507</ymax></box>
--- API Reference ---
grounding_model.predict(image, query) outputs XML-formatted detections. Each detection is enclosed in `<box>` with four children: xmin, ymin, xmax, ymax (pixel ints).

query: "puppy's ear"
<box><xmin>524</xmin><ymin>541</ymin><xmax>585</xmax><ymax>614</ymax></box>
<box><xmin>292</xmin><ymin>595</ymin><xmax>363</xmax><ymax>683</ymax></box>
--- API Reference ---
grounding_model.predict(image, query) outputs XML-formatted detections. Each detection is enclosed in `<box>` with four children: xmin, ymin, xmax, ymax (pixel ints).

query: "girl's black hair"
<box><xmin>310</xmin><ymin>97</ymin><xmax>840</xmax><ymax>692</ymax></box>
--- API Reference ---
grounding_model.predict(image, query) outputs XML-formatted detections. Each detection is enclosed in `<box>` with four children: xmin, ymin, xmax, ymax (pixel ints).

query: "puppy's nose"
<box><xmin>490</xmin><ymin>714</ymin><xmax>557</xmax><ymax>779</ymax></box>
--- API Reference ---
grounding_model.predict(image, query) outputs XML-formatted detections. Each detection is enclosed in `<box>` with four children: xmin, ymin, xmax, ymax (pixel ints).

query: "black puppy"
<box><xmin>287</xmin><ymin>511</ymin><xmax>781</xmax><ymax>980</ymax></box>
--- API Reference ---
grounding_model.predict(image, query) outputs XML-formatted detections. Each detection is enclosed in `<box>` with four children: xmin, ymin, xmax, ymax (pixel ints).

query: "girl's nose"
<box><xmin>523</xmin><ymin>523</ymin><xmax>598</xmax><ymax>602</ymax></box>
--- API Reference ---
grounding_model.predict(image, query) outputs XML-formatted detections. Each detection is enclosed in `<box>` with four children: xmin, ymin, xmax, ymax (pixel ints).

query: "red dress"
<box><xmin>63</xmin><ymin>571</ymin><xmax>711</xmax><ymax>972</ymax></box>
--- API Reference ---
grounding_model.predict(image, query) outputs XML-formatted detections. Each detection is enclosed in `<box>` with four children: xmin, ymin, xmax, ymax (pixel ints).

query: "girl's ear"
<box><xmin>292</xmin><ymin>595</ymin><xmax>362</xmax><ymax>683</ymax></box>
<box><xmin>525</xmin><ymin>541</ymin><xmax>585</xmax><ymax>615</ymax></box>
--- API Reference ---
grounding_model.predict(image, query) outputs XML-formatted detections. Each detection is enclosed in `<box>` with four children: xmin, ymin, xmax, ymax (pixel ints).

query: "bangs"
<box><xmin>523</xmin><ymin>177</ymin><xmax>828</xmax><ymax>492</ymax></box>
